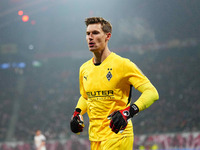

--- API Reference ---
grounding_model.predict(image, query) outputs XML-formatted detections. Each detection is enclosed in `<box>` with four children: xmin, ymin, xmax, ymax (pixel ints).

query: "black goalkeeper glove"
<box><xmin>107</xmin><ymin>104</ymin><xmax>139</xmax><ymax>134</ymax></box>
<box><xmin>70</xmin><ymin>108</ymin><xmax>85</xmax><ymax>134</ymax></box>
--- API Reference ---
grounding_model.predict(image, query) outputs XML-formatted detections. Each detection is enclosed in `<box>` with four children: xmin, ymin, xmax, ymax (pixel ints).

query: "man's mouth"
<box><xmin>89</xmin><ymin>42</ymin><xmax>95</xmax><ymax>47</ymax></box>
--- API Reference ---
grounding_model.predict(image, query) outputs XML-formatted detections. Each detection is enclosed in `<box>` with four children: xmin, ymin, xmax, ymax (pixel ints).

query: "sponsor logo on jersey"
<box><xmin>86</xmin><ymin>90</ymin><xmax>114</xmax><ymax>98</ymax></box>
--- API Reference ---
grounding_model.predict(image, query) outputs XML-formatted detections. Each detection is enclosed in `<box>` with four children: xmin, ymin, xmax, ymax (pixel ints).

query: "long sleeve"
<box><xmin>134</xmin><ymin>82</ymin><xmax>159</xmax><ymax>111</ymax></box>
<box><xmin>76</xmin><ymin>96</ymin><xmax>87</xmax><ymax>115</ymax></box>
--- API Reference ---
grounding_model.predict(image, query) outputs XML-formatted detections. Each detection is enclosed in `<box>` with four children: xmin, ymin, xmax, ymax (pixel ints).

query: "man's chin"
<box><xmin>89</xmin><ymin>48</ymin><xmax>97</xmax><ymax>52</ymax></box>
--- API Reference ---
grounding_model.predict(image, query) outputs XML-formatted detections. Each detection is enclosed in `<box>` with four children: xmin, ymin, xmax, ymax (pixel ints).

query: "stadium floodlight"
<box><xmin>18</xmin><ymin>10</ymin><xmax>24</xmax><ymax>16</ymax></box>
<box><xmin>22</xmin><ymin>15</ymin><xmax>29</xmax><ymax>22</ymax></box>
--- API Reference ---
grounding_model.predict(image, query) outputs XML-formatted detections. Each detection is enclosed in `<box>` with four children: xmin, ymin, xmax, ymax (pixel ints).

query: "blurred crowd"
<box><xmin>0</xmin><ymin>47</ymin><xmax>199</xmax><ymax>142</ymax></box>
<box><xmin>132</xmin><ymin>47</ymin><xmax>200</xmax><ymax>135</ymax></box>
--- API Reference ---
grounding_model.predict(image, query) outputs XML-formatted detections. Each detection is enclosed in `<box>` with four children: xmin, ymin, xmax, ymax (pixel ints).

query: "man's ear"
<box><xmin>106</xmin><ymin>32</ymin><xmax>111</xmax><ymax>41</ymax></box>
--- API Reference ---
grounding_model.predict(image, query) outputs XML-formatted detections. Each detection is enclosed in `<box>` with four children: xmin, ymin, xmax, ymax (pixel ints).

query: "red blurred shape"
<box><xmin>18</xmin><ymin>10</ymin><xmax>23</xmax><ymax>16</ymax></box>
<box><xmin>22</xmin><ymin>15</ymin><xmax>29</xmax><ymax>22</ymax></box>
<box><xmin>31</xmin><ymin>20</ymin><xmax>36</xmax><ymax>25</ymax></box>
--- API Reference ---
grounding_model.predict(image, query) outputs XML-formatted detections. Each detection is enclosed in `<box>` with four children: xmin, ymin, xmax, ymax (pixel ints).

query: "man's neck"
<box><xmin>93</xmin><ymin>48</ymin><xmax>111</xmax><ymax>64</ymax></box>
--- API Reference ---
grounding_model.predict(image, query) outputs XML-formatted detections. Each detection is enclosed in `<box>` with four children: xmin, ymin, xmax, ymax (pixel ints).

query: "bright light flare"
<box><xmin>18</xmin><ymin>10</ymin><xmax>23</xmax><ymax>16</ymax></box>
<box><xmin>22</xmin><ymin>15</ymin><xmax>29</xmax><ymax>22</ymax></box>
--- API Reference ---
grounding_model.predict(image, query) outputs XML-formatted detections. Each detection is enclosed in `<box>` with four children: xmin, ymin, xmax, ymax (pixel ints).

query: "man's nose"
<box><xmin>88</xmin><ymin>33</ymin><xmax>93</xmax><ymax>39</ymax></box>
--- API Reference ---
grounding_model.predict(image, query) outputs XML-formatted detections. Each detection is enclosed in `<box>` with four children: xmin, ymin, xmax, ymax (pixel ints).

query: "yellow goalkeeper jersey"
<box><xmin>78</xmin><ymin>52</ymin><xmax>150</xmax><ymax>141</ymax></box>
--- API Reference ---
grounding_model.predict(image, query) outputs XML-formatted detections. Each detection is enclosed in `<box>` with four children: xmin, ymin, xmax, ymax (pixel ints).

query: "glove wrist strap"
<box><xmin>129</xmin><ymin>104</ymin><xmax>139</xmax><ymax>117</ymax></box>
<box><xmin>75</xmin><ymin>108</ymin><xmax>81</xmax><ymax>113</ymax></box>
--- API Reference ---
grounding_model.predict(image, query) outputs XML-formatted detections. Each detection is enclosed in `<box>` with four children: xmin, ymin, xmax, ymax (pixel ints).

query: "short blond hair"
<box><xmin>85</xmin><ymin>17</ymin><xmax>112</xmax><ymax>33</ymax></box>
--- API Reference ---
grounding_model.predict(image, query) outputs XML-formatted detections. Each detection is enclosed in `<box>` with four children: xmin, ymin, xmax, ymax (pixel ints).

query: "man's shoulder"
<box><xmin>111</xmin><ymin>52</ymin><xmax>132</xmax><ymax>64</ymax></box>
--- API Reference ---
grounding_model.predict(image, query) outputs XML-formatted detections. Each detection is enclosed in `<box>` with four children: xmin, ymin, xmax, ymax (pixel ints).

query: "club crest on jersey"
<box><xmin>106</xmin><ymin>68</ymin><xmax>112</xmax><ymax>81</ymax></box>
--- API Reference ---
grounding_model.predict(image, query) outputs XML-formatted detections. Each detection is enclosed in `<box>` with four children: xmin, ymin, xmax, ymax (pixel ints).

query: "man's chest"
<box><xmin>82</xmin><ymin>65</ymin><xmax>125</xmax><ymax>93</ymax></box>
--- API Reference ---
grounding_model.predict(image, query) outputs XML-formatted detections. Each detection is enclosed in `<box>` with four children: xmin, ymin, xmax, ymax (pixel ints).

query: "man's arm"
<box><xmin>70</xmin><ymin>96</ymin><xmax>87</xmax><ymax>134</ymax></box>
<box><xmin>70</xmin><ymin>64</ymin><xmax>88</xmax><ymax>134</ymax></box>
<box><xmin>76</xmin><ymin>96</ymin><xmax>87</xmax><ymax>115</ymax></box>
<box><xmin>134</xmin><ymin>82</ymin><xmax>159</xmax><ymax>111</ymax></box>
<box><xmin>108</xmin><ymin>82</ymin><xmax>159</xmax><ymax>133</ymax></box>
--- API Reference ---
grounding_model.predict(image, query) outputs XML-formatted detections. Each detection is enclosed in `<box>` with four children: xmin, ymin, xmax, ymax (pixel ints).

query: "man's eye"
<box><xmin>93</xmin><ymin>31</ymin><xmax>99</xmax><ymax>34</ymax></box>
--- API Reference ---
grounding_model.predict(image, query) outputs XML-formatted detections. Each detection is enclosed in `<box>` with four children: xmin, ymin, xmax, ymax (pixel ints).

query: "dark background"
<box><xmin>0</xmin><ymin>0</ymin><xmax>200</xmax><ymax>142</ymax></box>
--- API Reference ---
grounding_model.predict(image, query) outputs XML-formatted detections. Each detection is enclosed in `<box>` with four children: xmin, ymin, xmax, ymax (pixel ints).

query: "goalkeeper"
<box><xmin>70</xmin><ymin>17</ymin><xmax>159</xmax><ymax>150</ymax></box>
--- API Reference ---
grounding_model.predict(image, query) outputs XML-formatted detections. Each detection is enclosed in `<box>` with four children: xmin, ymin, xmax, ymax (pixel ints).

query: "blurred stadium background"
<box><xmin>0</xmin><ymin>0</ymin><xmax>200</xmax><ymax>149</ymax></box>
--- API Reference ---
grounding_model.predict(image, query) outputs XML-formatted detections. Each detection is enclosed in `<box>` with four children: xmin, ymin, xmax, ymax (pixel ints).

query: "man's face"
<box><xmin>86</xmin><ymin>23</ymin><xmax>109</xmax><ymax>52</ymax></box>
<box><xmin>36</xmin><ymin>130</ymin><xmax>41</xmax><ymax>136</ymax></box>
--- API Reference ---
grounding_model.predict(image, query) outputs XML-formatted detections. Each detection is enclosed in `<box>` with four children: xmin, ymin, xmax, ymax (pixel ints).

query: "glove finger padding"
<box><xmin>107</xmin><ymin>111</ymin><xmax>117</xmax><ymax>120</ymax></box>
<box><xmin>70</xmin><ymin>109</ymin><xmax>84</xmax><ymax>134</ymax></box>
<box><xmin>108</xmin><ymin>104</ymin><xmax>139</xmax><ymax>134</ymax></box>
<box><xmin>70</xmin><ymin>119</ymin><xmax>82</xmax><ymax>133</ymax></box>
<box><xmin>108</xmin><ymin>111</ymin><xmax>128</xmax><ymax>134</ymax></box>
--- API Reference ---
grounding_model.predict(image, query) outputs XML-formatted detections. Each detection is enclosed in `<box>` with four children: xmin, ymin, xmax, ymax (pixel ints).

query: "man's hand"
<box><xmin>70</xmin><ymin>108</ymin><xmax>84</xmax><ymax>134</ymax></box>
<box><xmin>107</xmin><ymin>104</ymin><xmax>139</xmax><ymax>134</ymax></box>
